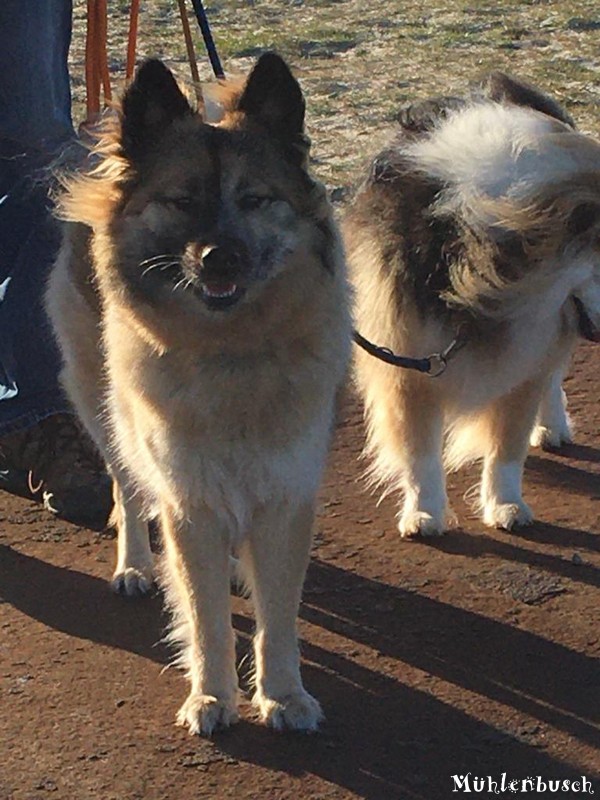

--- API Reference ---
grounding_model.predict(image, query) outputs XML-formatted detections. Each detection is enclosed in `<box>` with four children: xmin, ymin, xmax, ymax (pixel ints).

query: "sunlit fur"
<box><xmin>46</xmin><ymin>55</ymin><xmax>351</xmax><ymax>735</ymax></box>
<box><xmin>345</xmin><ymin>74</ymin><xmax>600</xmax><ymax>536</ymax></box>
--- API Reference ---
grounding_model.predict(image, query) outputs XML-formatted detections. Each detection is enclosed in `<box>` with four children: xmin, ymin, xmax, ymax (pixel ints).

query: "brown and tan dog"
<box><xmin>46</xmin><ymin>54</ymin><xmax>351</xmax><ymax>735</ymax></box>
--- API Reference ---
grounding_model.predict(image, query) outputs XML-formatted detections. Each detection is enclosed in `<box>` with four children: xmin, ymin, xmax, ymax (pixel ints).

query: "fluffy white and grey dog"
<box><xmin>344</xmin><ymin>72</ymin><xmax>600</xmax><ymax>536</ymax></box>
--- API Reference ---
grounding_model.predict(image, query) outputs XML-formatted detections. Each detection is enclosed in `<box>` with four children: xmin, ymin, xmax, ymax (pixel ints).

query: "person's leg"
<box><xmin>0</xmin><ymin>176</ymin><xmax>111</xmax><ymax>525</ymax></box>
<box><xmin>0</xmin><ymin>1</ymin><xmax>112</xmax><ymax>526</ymax></box>
<box><xmin>0</xmin><ymin>175</ymin><xmax>68</xmax><ymax>433</ymax></box>
<box><xmin>0</xmin><ymin>0</ymin><xmax>74</xmax><ymax>152</ymax></box>
<box><xmin>0</xmin><ymin>0</ymin><xmax>75</xmax><ymax>435</ymax></box>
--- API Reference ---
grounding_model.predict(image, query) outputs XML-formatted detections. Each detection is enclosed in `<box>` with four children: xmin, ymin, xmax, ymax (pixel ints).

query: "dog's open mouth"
<box><xmin>573</xmin><ymin>296</ymin><xmax>600</xmax><ymax>343</ymax></box>
<box><xmin>196</xmin><ymin>280</ymin><xmax>247</xmax><ymax>311</ymax></box>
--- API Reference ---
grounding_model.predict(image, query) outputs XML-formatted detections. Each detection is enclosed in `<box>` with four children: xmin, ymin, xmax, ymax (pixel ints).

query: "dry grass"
<box><xmin>70</xmin><ymin>0</ymin><xmax>600</xmax><ymax>193</ymax></box>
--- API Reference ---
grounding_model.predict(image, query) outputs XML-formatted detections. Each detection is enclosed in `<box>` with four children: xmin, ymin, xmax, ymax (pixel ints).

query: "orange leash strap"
<box><xmin>96</xmin><ymin>0</ymin><xmax>112</xmax><ymax>102</ymax></box>
<box><xmin>87</xmin><ymin>0</ymin><xmax>206</xmax><ymax>122</ymax></box>
<box><xmin>85</xmin><ymin>0</ymin><xmax>112</xmax><ymax>123</ymax></box>
<box><xmin>176</xmin><ymin>0</ymin><xmax>202</xmax><ymax>101</ymax></box>
<box><xmin>85</xmin><ymin>0</ymin><xmax>100</xmax><ymax>120</ymax></box>
<box><xmin>126</xmin><ymin>0</ymin><xmax>141</xmax><ymax>81</ymax></box>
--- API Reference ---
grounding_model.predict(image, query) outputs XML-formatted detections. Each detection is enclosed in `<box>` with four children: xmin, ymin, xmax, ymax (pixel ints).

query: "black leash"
<box><xmin>189</xmin><ymin>0</ymin><xmax>225</xmax><ymax>79</ymax></box>
<box><xmin>352</xmin><ymin>328</ymin><xmax>467</xmax><ymax>377</ymax></box>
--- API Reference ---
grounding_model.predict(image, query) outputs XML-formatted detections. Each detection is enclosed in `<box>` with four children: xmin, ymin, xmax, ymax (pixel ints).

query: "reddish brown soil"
<box><xmin>1</xmin><ymin>344</ymin><xmax>599</xmax><ymax>800</ymax></box>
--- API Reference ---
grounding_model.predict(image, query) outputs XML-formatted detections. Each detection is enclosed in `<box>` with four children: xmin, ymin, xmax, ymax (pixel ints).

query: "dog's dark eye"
<box><xmin>239</xmin><ymin>195</ymin><xmax>274</xmax><ymax>211</ymax></box>
<box><xmin>165</xmin><ymin>196</ymin><xmax>197</xmax><ymax>212</ymax></box>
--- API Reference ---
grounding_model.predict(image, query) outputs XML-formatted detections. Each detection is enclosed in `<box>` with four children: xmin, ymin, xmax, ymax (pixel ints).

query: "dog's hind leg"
<box><xmin>530</xmin><ymin>361</ymin><xmax>573</xmax><ymax>451</ymax></box>
<box><xmin>365</xmin><ymin>376</ymin><xmax>448</xmax><ymax>537</ymax></box>
<box><xmin>61</xmin><ymin>355</ymin><xmax>152</xmax><ymax>596</ymax></box>
<box><xmin>397</xmin><ymin>398</ymin><xmax>448</xmax><ymax>538</ymax></box>
<box><xmin>110</xmin><ymin>473</ymin><xmax>153</xmax><ymax>596</ymax></box>
<box><xmin>241</xmin><ymin>500</ymin><xmax>323</xmax><ymax>732</ymax></box>
<box><xmin>48</xmin><ymin>248</ymin><xmax>152</xmax><ymax>595</ymax></box>
<box><xmin>480</xmin><ymin>378</ymin><xmax>546</xmax><ymax>530</ymax></box>
<box><xmin>161</xmin><ymin>505</ymin><xmax>239</xmax><ymax>737</ymax></box>
<box><xmin>55</xmin><ymin>334</ymin><xmax>152</xmax><ymax>597</ymax></box>
<box><xmin>64</xmin><ymin>386</ymin><xmax>153</xmax><ymax>596</ymax></box>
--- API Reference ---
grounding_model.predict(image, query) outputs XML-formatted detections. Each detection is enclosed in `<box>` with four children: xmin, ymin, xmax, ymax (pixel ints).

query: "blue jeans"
<box><xmin>0</xmin><ymin>0</ymin><xmax>74</xmax><ymax>436</ymax></box>
<box><xmin>0</xmin><ymin>1</ymin><xmax>74</xmax><ymax>152</ymax></box>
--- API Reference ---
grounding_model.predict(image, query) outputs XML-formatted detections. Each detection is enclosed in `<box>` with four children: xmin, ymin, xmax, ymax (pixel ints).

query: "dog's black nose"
<box><xmin>200</xmin><ymin>244</ymin><xmax>242</xmax><ymax>275</ymax></box>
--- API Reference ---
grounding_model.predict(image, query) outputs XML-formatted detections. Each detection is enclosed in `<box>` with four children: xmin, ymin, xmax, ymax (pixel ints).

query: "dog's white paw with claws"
<box><xmin>483</xmin><ymin>501</ymin><xmax>533</xmax><ymax>531</ymax></box>
<box><xmin>399</xmin><ymin>510</ymin><xmax>446</xmax><ymax>538</ymax></box>
<box><xmin>177</xmin><ymin>693</ymin><xmax>239</xmax><ymax>737</ymax></box>
<box><xmin>530</xmin><ymin>422</ymin><xmax>572</xmax><ymax>451</ymax></box>
<box><xmin>531</xmin><ymin>377</ymin><xmax>573</xmax><ymax>450</ymax></box>
<box><xmin>111</xmin><ymin>565</ymin><xmax>154</xmax><ymax>597</ymax></box>
<box><xmin>253</xmin><ymin>688</ymin><xmax>323</xmax><ymax>732</ymax></box>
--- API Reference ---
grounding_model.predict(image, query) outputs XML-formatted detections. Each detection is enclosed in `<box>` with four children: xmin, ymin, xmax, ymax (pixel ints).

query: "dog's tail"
<box><xmin>404</xmin><ymin>102</ymin><xmax>600</xmax><ymax>318</ymax></box>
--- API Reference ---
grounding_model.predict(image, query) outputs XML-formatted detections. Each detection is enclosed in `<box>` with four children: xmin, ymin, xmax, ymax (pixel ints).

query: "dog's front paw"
<box><xmin>483</xmin><ymin>501</ymin><xmax>533</xmax><ymax>531</ymax></box>
<box><xmin>530</xmin><ymin>423</ymin><xmax>572</xmax><ymax>451</ymax></box>
<box><xmin>176</xmin><ymin>692</ymin><xmax>239</xmax><ymax>737</ymax></box>
<box><xmin>253</xmin><ymin>688</ymin><xmax>323</xmax><ymax>733</ymax></box>
<box><xmin>398</xmin><ymin>510</ymin><xmax>446</xmax><ymax>538</ymax></box>
<box><xmin>111</xmin><ymin>565</ymin><xmax>154</xmax><ymax>597</ymax></box>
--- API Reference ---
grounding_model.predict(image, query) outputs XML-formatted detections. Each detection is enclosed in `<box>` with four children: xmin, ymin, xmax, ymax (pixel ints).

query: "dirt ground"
<box><xmin>2</xmin><ymin>2</ymin><xmax>600</xmax><ymax>798</ymax></box>
<box><xmin>1</xmin><ymin>341</ymin><xmax>599</xmax><ymax>800</ymax></box>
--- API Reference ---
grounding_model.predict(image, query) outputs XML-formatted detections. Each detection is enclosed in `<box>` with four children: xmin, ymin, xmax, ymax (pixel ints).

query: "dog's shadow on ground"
<box><xmin>427</xmin><ymin>525</ymin><xmax>599</xmax><ymax>586</ymax></box>
<box><xmin>0</xmin><ymin>543</ymin><xmax>170</xmax><ymax>663</ymax></box>
<box><xmin>544</xmin><ymin>442</ymin><xmax>600</xmax><ymax>465</ymax></box>
<box><xmin>1</xmin><ymin>544</ymin><xmax>597</xmax><ymax>798</ymax></box>
<box><xmin>218</xmin><ymin>559</ymin><xmax>600</xmax><ymax>796</ymax></box>
<box><xmin>511</xmin><ymin>520</ymin><xmax>600</xmax><ymax>553</ymax></box>
<box><xmin>526</xmin><ymin>452</ymin><xmax>600</xmax><ymax>498</ymax></box>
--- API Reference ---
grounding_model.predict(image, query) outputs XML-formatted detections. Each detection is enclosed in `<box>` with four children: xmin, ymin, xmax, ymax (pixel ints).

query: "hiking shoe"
<box><xmin>0</xmin><ymin>422</ymin><xmax>46</xmax><ymax>498</ymax></box>
<box><xmin>0</xmin><ymin>413</ymin><xmax>112</xmax><ymax>528</ymax></box>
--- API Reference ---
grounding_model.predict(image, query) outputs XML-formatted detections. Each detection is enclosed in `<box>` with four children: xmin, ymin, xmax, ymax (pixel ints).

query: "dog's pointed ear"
<box><xmin>121</xmin><ymin>59</ymin><xmax>193</xmax><ymax>161</ymax></box>
<box><xmin>479</xmin><ymin>71</ymin><xmax>575</xmax><ymax>129</ymax></box>
<box><xmin>238</xmin><ymin>53</ymin><xmax>307</xmax><ymax>159</ymax></box>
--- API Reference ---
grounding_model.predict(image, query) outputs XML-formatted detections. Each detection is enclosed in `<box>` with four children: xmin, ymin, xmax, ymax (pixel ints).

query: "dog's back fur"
<box><xmin>345</xmin><ymin>73</ymin><xmax>600</xmax><ymax>535</ymax></box>
<box><xmin>47</xmin><ymin>55</ymin><xmax>351</xmax><ymax>735</ymax></box>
